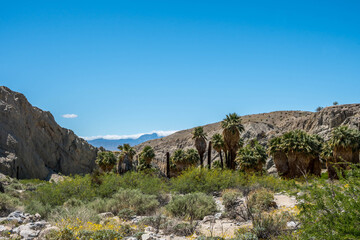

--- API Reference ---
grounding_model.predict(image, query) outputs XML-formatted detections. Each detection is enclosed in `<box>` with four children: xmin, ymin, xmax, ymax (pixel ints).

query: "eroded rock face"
<box><xmin>0</xmin><ymin>86</ymin><xmax>97</xmax><ymax>179</ymax></box>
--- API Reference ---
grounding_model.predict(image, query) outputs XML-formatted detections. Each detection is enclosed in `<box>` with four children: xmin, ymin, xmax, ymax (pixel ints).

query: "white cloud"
<box><xmin>62</xmin><ymin>114</ymin><xmax>78</xmax><ymax>119</ymax></box>
<box><xmin>82</xmin><ymin>130</ymin><xmax>178</xmax><ymax>141</ymax></box>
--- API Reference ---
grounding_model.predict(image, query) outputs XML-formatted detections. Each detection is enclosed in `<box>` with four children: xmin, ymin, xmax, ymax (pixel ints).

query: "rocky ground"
<box><xmin>0</xmin><ymin>211</ymin><xmax>59</xmax><ymax>240</ymax></box>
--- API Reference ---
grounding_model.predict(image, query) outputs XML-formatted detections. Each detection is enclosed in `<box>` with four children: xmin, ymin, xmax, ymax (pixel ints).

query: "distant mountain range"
<box><xmin>87</xmin><ymin>133</ymin><xmax>164</xmax><ymax>151</ymax></box>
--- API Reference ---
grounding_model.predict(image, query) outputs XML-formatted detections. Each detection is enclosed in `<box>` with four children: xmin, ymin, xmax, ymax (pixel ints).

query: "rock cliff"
<box><xmin>0</xmin><ymin>86</ymin><xmax>97</xmax><ymax>179</ymax></box>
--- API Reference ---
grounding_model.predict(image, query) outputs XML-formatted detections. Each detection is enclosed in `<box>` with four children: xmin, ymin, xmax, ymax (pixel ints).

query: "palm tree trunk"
<box><xmin>208</xmin><ymin>141</ymin><xmax>212</xmax><ymax>169</ymax></box>
<box><xmin>225</xmin><ymin>151</ymin><xmax>229</xmax><ymax>169</ymax></box>
<box><xmin>200</xmin><ymin>153</ymin><xmax>203</xmax><ymax>167</ymax></box>
<box><xmin>166</xmin><ymin>152</ymin><xmax>170</xmax><ymax>178</ymax></box>
<box><xmin>219</xmin><ymin>151</ymin><xmax>224</xmax><ymax>170</ymax></box>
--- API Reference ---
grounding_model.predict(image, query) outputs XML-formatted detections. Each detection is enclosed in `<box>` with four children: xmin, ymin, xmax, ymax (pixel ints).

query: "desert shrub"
<box><xmin>30</xmin><ymin>175</ymin><xmax>96</xmax><ymax>207</ymax></box>
<box><xmin>48</xmin><ymin>223</ymin><xmax>135</xmax><ymax>240</ymax></box>
<box><xmin>0</xmin><ymin>193</ymin><xmax>21</xmax><ymax>216</ymax></box>
<box><xmin>140</xmin><ymin>215</ymin><xmax>167</xmax><ymax>233</ymax></box>
<box><xmin>295</xmin><ymin>165</ymin><xmax>360</xmax><ymax>239</ymax></box>
<box><xmin>98</xmin><ymin>172</ymin><xmax>167</xmax><ymax>197</ymax></box>
<box><xmin>235</xmin><ymin>228</ymin><xmax>258</xmax><ymax>240</ymax></box>
<box><xmin>87</xmin><ymin>198</ymin><xmax>113</xmax><ymax>214</ymax></box>
<box><xmin>172</xmin><ymin>222</ymin><xmax>197</xmax><ymax>236</ymax></box>
<box><xmin>251</xmin><ymin>212</ymin><xmax>289</xmax><ymax>239</ymax></box>
<box><xmin>166</xmin><ymin>192</ymin><xmax>217</xmax><ymax>222</ymax></box>
<box><xmin>222</xmin><ymin>189</ymin><xmax>242</xmax><ymax>218</ymax></box>
<box><xmin>170</xmin><ymin>168</ymin><xmax>243</xmax><ymax>194</ymax></box>
<box><xmin>25</xmin><ymin>200</ymin><xmax>52</xmax><ymax>218</ymax></box>
<box><xmin>118</xmin><ymin>208</ymin><xmax>136</xmax><ymax>220</ymax></box>
<box><xmin>107</xmin><ymin>189</ymin><xmax>159</xmax><ymax>215</ymax></box>
<box><xmin>48</xmin><ymin>205</ymin><xmax>100</xmax><ymax>225</ymax></box>
<box><xmin>247</xmin><ymin>188</ymin><xmax>275</xmax><ymax>212</ymax></box>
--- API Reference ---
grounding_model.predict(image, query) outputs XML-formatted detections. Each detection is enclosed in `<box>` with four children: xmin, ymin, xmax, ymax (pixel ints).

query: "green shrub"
<box><xmin>295</xmin><ymin>165</ymin><xmax>360</xmax><ymax>239</ymax></box>
<box><xmin>247</xmin><ymin>188</ymin><xmax>275</xmax><ymax>212</ymax></box>
<box><xmin>0</xmin><ymin>193</ymin><xmax>21</xmax><ymax>216</ymax></box>
<box><xmin>222</xmin><ymin>189</ymin><xmax>242</xmax><ymax>218</ymax></box>
<box><xmin>251</xmin><ymin>212</ymin><xmax>289</xmax><ymax>239</ymax></box>
<box><xmin>118</xmin><ymin>208</ymin><xmax>136</xmax><ymax>220</ymax></box>
<box><xmin>166</xmin><ymin>192</ymin><xmax>217</xmax><ymax>222</ymax></box>
<box><xmin>30</xmin><ymin>175</ymin><xmax>96</xmax><ymax>207</ymax></box>
<box><xmin>98</xmin><ymin>172</ymin><xmax>167</xmax><ymax>197</ymax></box>
<box><xmin>107</xmin><ymin>189</ymin><xmax>159</xmax><ymax>215</ymax></box>
<box><xmin>25</xmin><ymin>200</ymin><xmax>52</xmax><ymax>218</ymax></box>
<box><xmin>48</xmin><ymin>205</ymin><xmax>100</xmax><ymax>225</ymax></box>
<box><xmin>172</xmin><ymin>222</ymin><xmax>197</xmax><ymax>236</ymax></box>
<box><xmin>170</xmin><ymin>168</ymin><xmax>244</xmax><ymax>194</ymax></box>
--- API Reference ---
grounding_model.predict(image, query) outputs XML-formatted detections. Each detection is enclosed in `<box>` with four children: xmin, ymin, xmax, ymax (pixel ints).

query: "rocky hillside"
<box><xmin>135</xmin><ymin>104</ymin><xmax>360</xmax><ymax>171</ymax></box>
<box><xmin>0</xmin><ymin>86</ymin><xmax>97</xmax><ymax>179</ymax></box>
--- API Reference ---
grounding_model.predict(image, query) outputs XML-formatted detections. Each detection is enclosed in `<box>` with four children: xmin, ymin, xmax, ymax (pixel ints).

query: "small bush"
<box><xmin>108</xmin><ymin>189</ymin><xmax>159</xmax><ymax>215</ymax></box>
<box><xmin>251</xmin><ymin>212</ymin><xmax>289</xmax><ymax>239</ymax></box>
<box><xmin>170</xmin><ymin>168</ymin><xmax>244</xmax><ymax>194</ymax></box>
<box><xmin>172</xmin><ymin>222</ymin><xmax>197</xmax><ymax>236</ymax></box>
<box><xmin>48</xmin><ymin>205</ymin><xmax>100</xmax><ymax>225</ymax></box>
<box><xmin>166</xmin><ymin>192</ymin><xmax>217</xmax><ymax>222</ymax></box>
<box><xmin>118</xmin><ymin>208</ymin><xmax>136</xmax><ymax>220</ymax></box>
<box><xmin>247</xmin><ymin>188</ymin><xmax>275</xmax><ymax>212</ymax></box>
<box><xmin>0</xmin><ymin>193</ymin><xmax>20</xmax><ymax>216</ymax></box>
<box><xmin>25</xmin><ymin>200</ymin><xmax>52</xmax><ymax>218</ymax></box>
<box><xmin>222</xmin><ymin>189</ymin><xmax>242</xmax><ymax>219</ymax></box>
<box><xmin>295</xmin><ymin>165</ymin><xmax>360</xmax><ymax>239</ymax></box>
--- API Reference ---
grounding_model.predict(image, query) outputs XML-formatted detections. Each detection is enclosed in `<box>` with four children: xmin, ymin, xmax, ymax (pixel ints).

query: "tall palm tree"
<box><xmin>212</xmin><ymin>133</ymin><xmax>225</xmax><ymax>169</ymax></box>
<box><xmin>192</xmin><ymin>126</ymin><xmax>207</xmax><ymax>167</ymax></box>
<box><xmin>221</xmin><ymin>113</ymin><xmax>244</xmax><ymax>169</ymax></box>
<box><xmin>117</xmin><ymin>144</ymin><xmax>136</xmax><ymax>174</ymax></box>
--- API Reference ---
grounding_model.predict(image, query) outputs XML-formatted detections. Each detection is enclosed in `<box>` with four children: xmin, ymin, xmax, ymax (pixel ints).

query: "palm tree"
<box><xmin>268</xmin><ymin>130</ymin><xmax>322</xmax><ymax>178</ymax></box>
<box><xmin>327</xmin><ymin>126</ymin><xmax>360</xmax><ymax>179</ymax></box>
<box><xmin>212</xmin><ymin>133</ymin><xmax>225</xmax><ymax>169</ymax></box>
<box><xmin>192</xmin><ymin>126</ymin><xmax>207</xmax><ymax>167</ymax></box>
<box><xmin>268</xmin><ymin>136</ymin><xmax>289</xmax><ymax>177</ymax></box>
<box><xmin>170</xmin><ymin>148</ymin><xmax>199</xmax><ymax>176</ymax></box>
<box><xmin>140</xmin><ymin>145</ymin><xmax>155</xmax><ymax>164</ymax></box>
<box><xmin>221</xmin><ymin>113</ymin><xmax>244</xmax><ymax>169</ymax></box>
<box><xmin>236</xmin><ymin>139</ymin><xmax>267</xmax><ymax>173</ymax></box>
<box><xmin>137</xmin><ymin>145</ymin><xmax>155</xmax><ymax>171</ymax></box>
<box><xmin>117</xmin><ymin>144</ymin><xmax>136</xmax><ymax>174</ymax></box>
<box><xmin>95</xmin><ymin>151</ymin><xmax>117</xmax><ymax>172</ymax></box>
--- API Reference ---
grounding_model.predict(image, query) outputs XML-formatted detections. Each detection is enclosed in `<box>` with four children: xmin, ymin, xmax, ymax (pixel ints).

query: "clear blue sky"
<box><xmin>1</xmin><ymin>0</ymin><xmax>360</xmax><ymax>138</ymax></box>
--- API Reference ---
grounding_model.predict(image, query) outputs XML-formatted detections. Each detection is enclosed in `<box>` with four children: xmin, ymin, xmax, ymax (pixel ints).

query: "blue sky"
<box><xmin>1</xmin><ymin>1</ymin><xmax>360</xmax><ymax>139</ymax></box>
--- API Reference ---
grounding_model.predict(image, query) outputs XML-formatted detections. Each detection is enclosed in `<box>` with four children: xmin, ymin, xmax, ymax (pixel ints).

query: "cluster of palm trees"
<box><xmin>190</xmin><ymin>113</ymin><xmax>248</xmax><ymax>170</ymax></box>
<box><xmin>95</xmin><ymin>112</ymin><xmax>360</xmax><ymax>180</ymax></box>
<box><xmin>95</xmin><ymin>143</ymin><xmax>156</xmax><ymax>173</ymax></box>
<box><xmin>268</xmin><ymin>126</ymin><xmax>360</xmax><ymax>179</ymax></box>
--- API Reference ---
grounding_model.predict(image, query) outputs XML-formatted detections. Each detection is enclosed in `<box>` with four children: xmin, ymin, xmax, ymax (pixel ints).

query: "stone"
<box><xmin>0</xmin><ymin>225</ymin><xmax>11</xmax><ymax>233</ymax></box>
<box><xmin>287</xmin><ymin>221</ymin><xmax>298</xmax><ymax>229</ymax></box>
<box><xmin>142</xmin><ymin>233</ymin><xmax>154</xmax><ymax>240</ymax></box>
<box><xmin>0</xmin><ymin>86</ymin><xmax>98</xmax><ymax>179</ymax></box>
<box><xmin>202</xmin><ymin>215</ymin><xmax>215</xmax><ymax>223</ymax></box>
